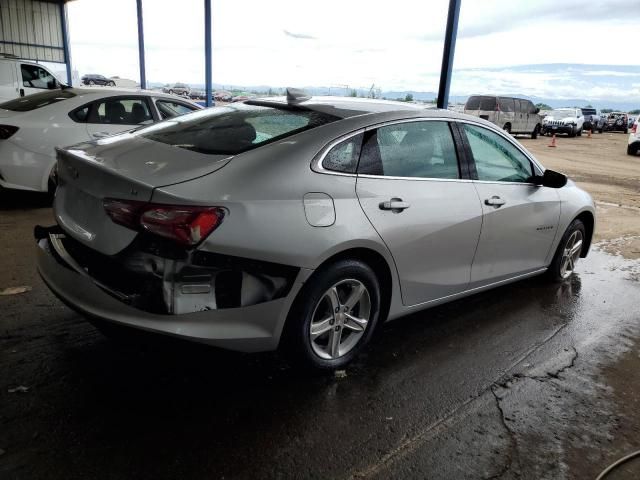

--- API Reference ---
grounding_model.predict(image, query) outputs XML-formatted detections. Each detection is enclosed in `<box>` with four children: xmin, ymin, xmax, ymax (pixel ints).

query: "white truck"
<box><xmin>0</xmin><ymin>53</ymin><xmax>64</xmax><ymax>102</ymax></box>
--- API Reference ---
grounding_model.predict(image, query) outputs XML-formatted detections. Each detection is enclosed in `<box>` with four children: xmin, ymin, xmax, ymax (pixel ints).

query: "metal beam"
<box><xmin>136</xmin><ymin>0</ymin><xmax>146</xmax><ymax>89</ymax></box>
<box><xmin>204</xmin><ymin>0</ymin><xmax>213</xmax><ymax>107</ymax></box>
<box><xmin>59</xmin><ymin>1</ymin><xmax>72</xmax><ymax>85</ymax></box>
<box><xmin>437</xmin><ymin>0</ymin><xmax>461</xmax><ymax>109</ymax></box>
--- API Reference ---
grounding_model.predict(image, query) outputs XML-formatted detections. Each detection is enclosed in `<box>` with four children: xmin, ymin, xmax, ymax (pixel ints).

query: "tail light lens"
<box><xmin>103</xmin><ymin>198</ymin><xmax>225</xmax><ymax>247</ymax></box>
<box><xmin>0</xmin><ymin>125</ymin><xmax>19</xmax><ymax>140</ymax></box>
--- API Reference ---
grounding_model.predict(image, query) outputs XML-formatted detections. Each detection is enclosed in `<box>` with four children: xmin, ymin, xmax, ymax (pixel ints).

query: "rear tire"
<box><xmin>546</xmin><ymin>219</ymin><xmax>586</xmax><ymax>283</ymax></box>
<box><xmin>282</xmin><ymin>259</ymin><xmax>381</xmax><ymax>371</ymax></box>
<box><xmin>628</xmin><ymin>144</ymin><xmax>639</xmax><ymax>156</ymax></box>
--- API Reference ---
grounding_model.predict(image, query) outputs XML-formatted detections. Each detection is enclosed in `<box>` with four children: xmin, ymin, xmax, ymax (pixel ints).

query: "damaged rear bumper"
<box><xmin>35</xmin><ymin>226</ymin><xmax>311</xmax><ymax>352</ymax></box>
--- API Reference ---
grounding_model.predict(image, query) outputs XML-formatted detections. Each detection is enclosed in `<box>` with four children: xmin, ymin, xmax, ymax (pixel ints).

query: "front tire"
<box><xmin>503</xmin><ymin>123</ymin><xmax>512</xmax><ymax>134</ymax></box>
<box><xmin>531</xmin><ymin>124</ymin><xmax>539</xmax><ymax>139</ymax></box>
<box><xmin>108</xmin><ymin>81</ymin><xmax>115</xmax><ymax>87</ymax></box>
<box><xmin>628</xmin><ymin>144</ymin><xmax>639</xmax><ymax>156</ymax></box>
<box><xmin>282</xmin><ymin>259</ymin><xmax>381</xmax><ymax>370</ymax></box>
<box><xmin>547</xmin><ymin>219</ymin><xmax>586</xmax><ymax>282</ymax></box>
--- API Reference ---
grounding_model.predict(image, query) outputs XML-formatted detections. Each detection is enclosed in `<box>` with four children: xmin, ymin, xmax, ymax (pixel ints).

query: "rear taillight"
<box><xmin>633</xmin><ymin>123</ymin><xmax>637</xmax><ymax>134</ymax></box>
<box><xmin>103</xmin><ymin>198</ymin><xmax>225</xmax><ymax>247</ymax></box>
<box><xmin>0</xmin><ymin>125</ymin><xmax>19</xmax><ymax>140</ymax></box>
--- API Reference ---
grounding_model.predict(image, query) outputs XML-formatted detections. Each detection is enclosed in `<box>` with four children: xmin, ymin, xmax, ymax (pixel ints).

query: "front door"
<box><xmin>459</xmin><ymin>123</ymin><xmax>561</xmax><ymax>287</ymax></box>
<box><xmin>356</xmin><ymin>120</ymin><xmax>483</xmax><ymax>306</ymax></box>
<box><xmin>19</xmin><ymin>63</ymin><xmax>57</xmax><ymax>97</ymax></box>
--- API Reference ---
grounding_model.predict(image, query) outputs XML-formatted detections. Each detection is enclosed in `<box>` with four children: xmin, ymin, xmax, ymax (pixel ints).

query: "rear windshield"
<box><xmin>0</xmin><ymin>90</ymin><xmax>76</xmax><ymax>112</ymax></box>
<box><xmin>581</xmin><ymin>108</ymin><xmax>596</xmax><ymax>116</ymax></box>
<box><xmin>465</xmin><ymin>96</ymin><xmax>497</xmax><ymax>111</ymax></box>
<box><xmin>137</xmin><ymin>103</ymin><xmax>339</xmax><ymax>155</ymax></box>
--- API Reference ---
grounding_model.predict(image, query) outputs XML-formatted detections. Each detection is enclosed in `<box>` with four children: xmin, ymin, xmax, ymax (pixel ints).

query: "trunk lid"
<box><xmin>54</xmin><ymin>133</ymin><xmax>232</xmax><ymax>255</ymax></box>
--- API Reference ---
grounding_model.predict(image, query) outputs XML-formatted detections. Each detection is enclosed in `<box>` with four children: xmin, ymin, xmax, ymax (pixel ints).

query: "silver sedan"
<box><xmin>36</xmin><ymin>90</ymin><xmax>595</xmax><ymax>370</ymax></box>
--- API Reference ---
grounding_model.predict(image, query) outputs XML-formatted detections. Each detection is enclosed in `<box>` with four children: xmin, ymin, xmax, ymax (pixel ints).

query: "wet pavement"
<box><xmin>1</xmin><ymin>192</ymin><xmax>640</xmax><ymax>480</ymax></box>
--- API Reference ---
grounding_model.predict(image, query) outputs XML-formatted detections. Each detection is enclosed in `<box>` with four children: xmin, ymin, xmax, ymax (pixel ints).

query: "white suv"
<box><xmin>628</xmin><ymin>120</ymin><xmax>639</xmax><ymax>155</ymax></box>
<box><xmin>542</xmin><ymin>108</ymin><xmax>585</xmax><ymax>137</ymax></box>
<box><xmin>0</xmin><ymin>53</ymin><xmax>64</xmax><ymax>102</ymax></box>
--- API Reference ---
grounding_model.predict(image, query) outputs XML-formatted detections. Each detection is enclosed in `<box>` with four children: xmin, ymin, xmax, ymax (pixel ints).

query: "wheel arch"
<box><xmin>574</xmin><ymin>210</ymin><xmax>595</xmax><ymax>258</ymax></box>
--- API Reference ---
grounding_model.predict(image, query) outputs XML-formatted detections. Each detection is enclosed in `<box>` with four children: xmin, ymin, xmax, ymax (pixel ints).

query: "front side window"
<box><xmin>358</xmin><ymin>121</ymin><xmax>460</xmax><ymax>179</ymax></box>
<box><xmin>21</xmin><ymin>64</ymin><xmax>57</xmax><ymax>89</ymax></box>
<box><xmin>0</xmin><ymin>90</ymin><xmax>76</xmax><ymax>112</ymax></box>
<box><xmin>156</xmin><ymin>100</ymin><xmax>198</xmax><ymax>119</ymax></box>
<box><xmin>137</xmin><ymin>103</ymin><xmax>338</xmax><ymax>155</ymax></box>
<box><xmin>322</xmin><ymin>133</ymin><xmax>363</xmax><ymax>173</ymax></box>
<box><xmin>462</xmin><ymin>124</ymin><xmax>533</xmax><ymax>183</ymax></box>
<box><xmin>91</xmin><ymin>97</ymin><xmax>152</xmax><ymax>125</ymax></box>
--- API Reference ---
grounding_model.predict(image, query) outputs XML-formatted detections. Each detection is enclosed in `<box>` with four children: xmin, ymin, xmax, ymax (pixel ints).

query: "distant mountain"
<box><xmin>147</xmin><ymin>63</ymin><xmax>640</xmax><ymax>111</ymax></box>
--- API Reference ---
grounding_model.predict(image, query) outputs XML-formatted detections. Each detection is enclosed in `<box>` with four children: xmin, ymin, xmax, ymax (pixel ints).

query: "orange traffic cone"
<box><xmin>548</xmin><ymin>134</ymin><xmax>557</xmax><ymax>148</ymax></box>
<box><xmin>587</xmin><ymin>129</ymin><xmax>592</xmax><ymax>138</ymax></box>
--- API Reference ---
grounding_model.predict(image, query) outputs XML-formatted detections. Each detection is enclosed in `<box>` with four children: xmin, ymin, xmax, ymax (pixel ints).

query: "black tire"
<box><xmin>577</xmin><ymin>128</ymin><xmax>582</xmax><ymax>137</ymax></box>
<box><xmin>568</xmin><ymin>127</ymin><xmax>576</xmax><ymax>138</ymax></box>
<box><xmin>628</xmin><ymin>144</ymin><xmax>639</xmax><ymax>156</ymax></box>
<box><xmin>169</xmin><ymin>89</ymin><xmax>174</xmax><ymax>94</ymax></box>
<box><xmin>282</xmin><ymin>259</ymin><xmax>381</xmax><ymax>371</ymax></box>
<box><xmin>531</xmin><ymin>124</ymin><xmax>539</xmax><ymax>139</ymax></box>
<box><xmin>503</xmin><ymin>123</ymin><xmax>511</xmax><ymax>134</ymax></box>
<box><xmin>108</xmin><ymin>81</ymin><xmax>115</xmax><ymax>87</ymax></box>
<box><xmin>89</xmin><ymin>80</ymin><xmax>95</xmax><ymax>85</ymax></box>
<box><xmin>624</xmin><ymin>128</ymin><xmax>628</xmax><ymax>134</ymax></box>
<box><xmin>546</xmin><ymin>219</ymin><xmax>586</xmax><ymax>283</ymax></box>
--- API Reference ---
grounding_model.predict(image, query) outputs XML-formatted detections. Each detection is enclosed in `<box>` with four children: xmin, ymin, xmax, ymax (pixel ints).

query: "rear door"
<box><xmin>459</xmin><ymin>122</ymin><xmax>560</xmax><ymax>287</ymax></box>
<box><xmin>83</xmin><ymin>96</ymin><xmax>155</xmax><ymax>139</ymax></box>
<box><xmin>355</xmin><ymin>119</ymin><xmax>483</xmax><ymax>306</ymax></box>
<box><xmin>0</xmin><ymin>61</ymin><xmax>19</xmax><ymax>102</ymax></box>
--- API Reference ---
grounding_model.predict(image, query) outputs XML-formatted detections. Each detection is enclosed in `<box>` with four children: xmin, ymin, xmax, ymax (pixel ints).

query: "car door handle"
<box><xmin>484</xmin><ymin>196</ymin><xmax>506</xmax><ymax>207</ymax></box>
<box><xmin>379</xmin><ymin>198</ymin><xmax>410</xmax><ymax>212</ymax></box>
<box><xmin>92</xmin><ymin>132</ymin><xmax>111</xmax><ymax>139</ymax></box>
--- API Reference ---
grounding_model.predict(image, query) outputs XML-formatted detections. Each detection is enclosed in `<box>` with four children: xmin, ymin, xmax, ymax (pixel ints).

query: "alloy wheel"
<box><xmin>309</xmin><ymin>279</ymin><xmax>371</xmax><ymax>360</ymax></box>
<box><xmin>560</xmin><ymin>230</ymin><xmax>583</xmax><ymax>279</ymax></box>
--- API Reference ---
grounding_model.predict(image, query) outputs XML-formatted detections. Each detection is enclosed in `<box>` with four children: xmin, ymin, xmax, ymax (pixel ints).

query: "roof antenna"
<box><xmin>286</xmin><ymin>87</ymin><xmax>311</xmax><ymax>104</ymax></box>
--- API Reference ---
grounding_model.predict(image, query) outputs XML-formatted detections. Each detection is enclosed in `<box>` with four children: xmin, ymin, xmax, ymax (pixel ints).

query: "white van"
<box><xmin>0</xmin><ymin>53</ymin><xmax>64</xmax><ymax>103</ymax></box>
<box><xmin>464</xmin><ymin>95</ymin><xmax>543</xmax><ymax>139</ymax></box>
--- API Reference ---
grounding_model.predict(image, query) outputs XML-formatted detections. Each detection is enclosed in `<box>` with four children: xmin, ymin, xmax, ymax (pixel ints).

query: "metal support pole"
<box><xmin>204</xmin><ymin>0</ymin><xmax>213</xmax><ymax>107</ymax></box>
<box><xmin>59</xmin><ymin>1</ymin><xmax>72</xmax><ymax>85</ymax></box>
<box><xmin>136</xmin><ymin>0</ymin><xmax>146</xmax><ymax>89</ymax></box>
<box><xmin>436</xmin><ymin>0</ymin><xmax>461</xmax><ymax>109</ymax></box>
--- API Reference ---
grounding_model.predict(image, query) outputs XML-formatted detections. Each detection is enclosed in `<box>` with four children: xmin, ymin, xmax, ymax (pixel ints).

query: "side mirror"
<box><xmin>47</xmin><ymin>79</ymin><xmax>58</xmax><ymax>89</ymax></box>
<box><xmin>535</xmin><ymin>169</ymin><xmax>567</xmax><ymax>188</ymax></box>
<box><xmin>534</xmin><ymin>107</ymin><xmax>540</xmax><ymax>114</ymax></box>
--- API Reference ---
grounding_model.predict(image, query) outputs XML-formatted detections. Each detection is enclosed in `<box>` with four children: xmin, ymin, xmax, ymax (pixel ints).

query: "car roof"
<box><xmin>247</xmin><ymin>95</ymin><xmax>433</xmax><ymax>119</ymax></box>
<box><xmin>66</xmin><ymin>87</ymin><xmax>199</xmax><ymax>103</ymax></box>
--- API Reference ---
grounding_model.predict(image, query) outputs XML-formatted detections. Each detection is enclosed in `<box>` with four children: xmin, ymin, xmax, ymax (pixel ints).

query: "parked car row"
<box><xmin>0</xmin><ymin>88</ymin><xmax>201</xmax><ymax>193</ymax></box>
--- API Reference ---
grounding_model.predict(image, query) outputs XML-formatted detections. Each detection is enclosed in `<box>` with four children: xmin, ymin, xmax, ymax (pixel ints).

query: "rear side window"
<box><xmin>322</xmin><ymin>133</ymin><xmax>363</xmax><ymax>173</ymax></box>
<box><xmin>91</xmin><ymin>97</ymin><xmax>153</xmax><ymax>125</ymax></box>
<box><xmin>498</xmin><ymin>97</ymin><xmax>514</xmax><ymax>112</ymax></box>
<box><xmin>137</xmin><ymin>103</ymin><xmax>339</xmax><ymax>155</ymax></box>
<box><xmin>465</xmin><ymin>96</ymin><xmax>497</xmax><ymax>111</ymax></box>
<box><xmin>358</xmin><ymin>121</ymin><xmax>460</xmax><ymax>179</ymax></box>
<box><xmin>0</xmin><ymin>90</ymin><xmax>76</xmax><ymax>111</ymax></box>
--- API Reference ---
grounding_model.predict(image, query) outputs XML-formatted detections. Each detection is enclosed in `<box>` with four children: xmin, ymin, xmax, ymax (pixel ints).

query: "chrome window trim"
<box><xmin>311</xmin><ymin>115</ymin><xmax>547</xmax><ymax>181</ymax></box>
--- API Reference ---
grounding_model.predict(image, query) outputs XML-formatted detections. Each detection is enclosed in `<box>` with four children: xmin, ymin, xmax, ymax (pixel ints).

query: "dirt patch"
<box><xmin>519</xmin><ymin>132</ymin><xmax>640</xmax><ymax>259</ymax></box>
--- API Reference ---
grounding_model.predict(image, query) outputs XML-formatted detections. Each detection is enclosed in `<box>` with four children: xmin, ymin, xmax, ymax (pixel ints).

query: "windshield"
<box><xmin>0</xmin><ymin>90</ymin><xmax>76</xmax><ymax>112</ymax></box>
<box><xmin>549</xmin><ymin>109</ymin><xmax>576</xmax><ymax>119</ymax></box>
<box><xmin>581</xmin><ymin>108</ymin><xmax>596</xmax><ymax>116</ymax></box>
<box><xmin>136</xmin><ymin>103</ymin><xmax>339</xmax><ymax>155</ymax></box>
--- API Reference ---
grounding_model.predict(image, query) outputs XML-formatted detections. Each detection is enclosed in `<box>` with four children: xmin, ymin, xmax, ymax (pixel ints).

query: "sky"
<box><xmin>63</xmin><ymin>0</ymin><xmax>640</xmax><ymax>102</ymax></box>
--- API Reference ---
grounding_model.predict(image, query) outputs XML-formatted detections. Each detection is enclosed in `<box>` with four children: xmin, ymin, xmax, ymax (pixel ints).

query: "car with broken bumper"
<box><xmin>36</xmin><ymin>93</ymin><xmax>596</xmax><ymax>370</ymax></box>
